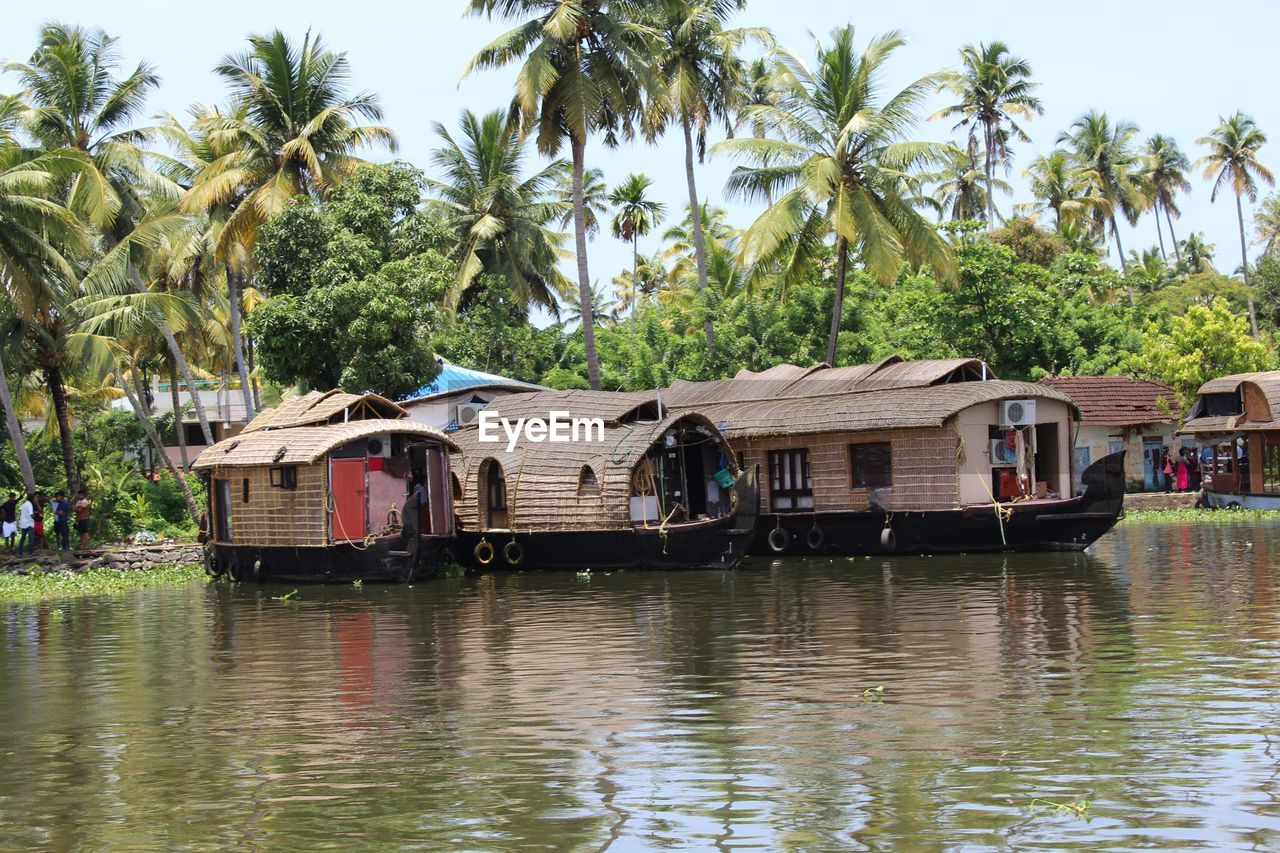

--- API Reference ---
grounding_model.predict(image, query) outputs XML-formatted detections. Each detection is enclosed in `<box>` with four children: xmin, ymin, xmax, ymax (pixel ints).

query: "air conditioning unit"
<box><xmin>1000</xmin><ymin>399</ymin><xmax>1036</xmax><ymax>427</ymax></box>
<box><xmin>366</xmin><ymin>434</ymin><xmax>392</xmax><ymax>457</ymax></box>
<box><xmin>456</xmin><ymin>402</ymin><xmax>488</xmax><ymax>426</ymax></box>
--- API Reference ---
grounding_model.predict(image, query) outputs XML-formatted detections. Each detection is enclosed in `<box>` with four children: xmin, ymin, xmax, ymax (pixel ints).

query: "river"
<box><xmin>2</xmin><ymin>521</ymin><xmax>1278</xmax><ymax>849</ymax></box>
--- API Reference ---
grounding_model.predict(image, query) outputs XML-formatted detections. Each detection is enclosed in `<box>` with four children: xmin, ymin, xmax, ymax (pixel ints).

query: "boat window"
<box><xmin>578</xmin><ymin>465</ymin><xmax>600</xmax><ymax>495</ymax></box>
<box><xmin>242</xmin><ymin>478</ymin><xmax>250</xmax><ymax>503</ymax></box>
<box><xmin>850</xmin><ymin>442</ymin><xmax>892</xmax><ymax>489</ymax></box>
<box><xmin>1265</xmin><ymin>441</ymin><xmax>1280</xmax><ymax>493</ymax></box>
<box><xmin>451</xmin><ymin>473</ymin><xmax>462</xmax><ymax>501</ymax></box>
<box><xmin>768</xmin><ymin>449</ymin><xmax>813</xmax><ymax>512</ymax></box>
<box><xmin>269</xmin><ymin>466</ymin><xmax>298</xmax><ymax>490</ymax></box>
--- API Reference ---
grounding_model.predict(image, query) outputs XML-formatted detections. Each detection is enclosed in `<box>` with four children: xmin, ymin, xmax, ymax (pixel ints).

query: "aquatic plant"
<box><xmin>1030</xmin><ymin>798</ymin><xmax>1091</xmax><ymax>819</ymax></box>
<box><xmin>271</xmin><ymin>589</ymin><xmax>299</xmax><ymax>601</ymax></box>
<box><xmin>352</xmin><ymin>579</ymin><xmax>363</xmax><ymax>589</ymax></box>
<box><xmin>1120</xmin><ymin>508</ymin><xmax>1280</xmax><ymax>525</ymax></box>
<box><xmin>0</xmin><ymin>563</ymin><xmax>204</xmax><ymax>603</ymax></box>
<box><xmin>862</xmin><ymin>685</ymin><xmax>886</xmax><ymax>702</ymax></box>
<box><xmin>438</xmin><ymin>563</ymin><xmax>468</xmax><ymax>579</ymax></box>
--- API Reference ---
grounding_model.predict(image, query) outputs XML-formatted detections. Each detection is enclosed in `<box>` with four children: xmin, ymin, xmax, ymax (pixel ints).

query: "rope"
<box><xmin>976</xmin><ymin>475</ymin><xmax>1013</xmax><ymax>547</ymax></box>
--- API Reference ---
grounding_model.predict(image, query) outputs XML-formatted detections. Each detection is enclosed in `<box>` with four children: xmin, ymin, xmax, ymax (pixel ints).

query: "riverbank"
<box><xmin>0</xmin><ymin>563</ymin><xmax>206</xmax><ymax>602</ymax></box>
<box><xmin>1120</xmin><ymin>508</ymin><xmax>1280</xmax><ymax>525</ymax></box>
<box><xmin>0</xmin><ymin>543</ymin><xmax>207</xmax><ymax>602</ymax></box>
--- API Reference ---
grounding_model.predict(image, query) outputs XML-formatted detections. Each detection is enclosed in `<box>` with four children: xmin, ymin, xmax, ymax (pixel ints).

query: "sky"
<box><xmin>3</xmin><ymin>0</ymin><xmax>1278</xmax><ymax>311</ymax></box>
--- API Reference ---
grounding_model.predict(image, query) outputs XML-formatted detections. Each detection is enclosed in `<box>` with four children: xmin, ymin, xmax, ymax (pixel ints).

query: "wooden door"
<box><xmin>331</xmin><ymin>458</ymin><xmax>368</xmax><ymax>541</ymax></box>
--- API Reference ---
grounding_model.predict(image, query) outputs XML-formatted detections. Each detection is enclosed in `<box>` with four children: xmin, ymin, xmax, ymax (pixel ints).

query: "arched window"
<box><xmin>578</xmin><ymin>465</ymin><xmax>600</xmax><ymax>496</ymax></box>
<box><xmin>450</xmin><ymin>472</ymin><xmax>462</xmax><ymax>502</ymax></box>
<box><xmin>478</xmin><ymin>459</ymin><xmax>508</xmax><ymax>529</ymax></box>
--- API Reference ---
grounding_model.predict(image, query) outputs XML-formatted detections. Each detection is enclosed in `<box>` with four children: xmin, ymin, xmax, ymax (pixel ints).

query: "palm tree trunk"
<box><xmin>128</xmin><ymin>265</ymin><xmax>215</xmax><ymax>446</ymax></box>
<box><xmin>570</xmin><ymin>134</ymin><xmax>602</xmax><ymax>391</ymax></box>
<box><xmin>120</xmin><ymin>375</ymin><xmax>201</xmax><ymax>525</ymax></box>
<box><xmin>1237</xmin><ymin>192</ymin><xmax>1260</xmax><ymax>336</ymax></box>
<box><xmin>226</xmin><ymin>267</ymin><xmax>257</xmax><ymax>420</ymax></box>
<box><xmin>1111</xmin><ymin>216</ymin><xmax>1134</xmax><ymax>304</ymax></box>
<box><xmin>46</xmin><ymin>363</ymin><xmax>78</xmax><ymax>496</ymax></box>
<box><xmin>1154</xmin><ymin>201</ymin><xmax>1167</xmax><ymax>261</ymax></box>
<box><xmin>826</xmin><ymin>238</ymin><xmax>850</xmax><ymax>367</ymax></box>
<box><xmin>0</xmin><ymin>348</ymin><xmax>36</xmax><ymax>494</ymax></box>
<box><xmin>169</xmin><ymin>365</ymin><xmax>189</xmax><ymax>470</ymax></box>
<box><xmin>1166</xmin><ymin>206</ymin><xmax>1182</xmax><ymax>265</ymax></box>
<box><xmin>630</xmin><ymin>238</ymin><xmax>638</xmax><ymax>339</ymax></box>
<box><xmin>246</xmin><ymin>336</ymin><xmax>262</xmax><ymax>412</ymax></box>
<box><xmin>681</xmin><ymin>114</ymin><xmax>715</xmax><ymax>353</ymax></box>
<box><xmin>984</xmin><ymin>123</ymin><xmax>996</xmax><ymax>231</ymax></box>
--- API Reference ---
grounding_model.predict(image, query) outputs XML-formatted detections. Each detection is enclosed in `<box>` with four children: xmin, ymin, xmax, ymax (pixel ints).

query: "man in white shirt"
<box><xmin>18</xmin><ymin>493</ymin><xmax>36</xmax><ymax>555</ymax></box>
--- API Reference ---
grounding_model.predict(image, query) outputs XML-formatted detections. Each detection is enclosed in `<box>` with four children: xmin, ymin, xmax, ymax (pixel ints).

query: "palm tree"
<box><xmin>1059</xmin><ymin>111</ymin><xmax>1149</xmax><ymax>283</ymax></box>
<box><xmin>1195</xmin><ymin>112</ymin><xmax>1274</xmax><ymax>335</ymax></box>
<box><xmin>186</xmin><ymin>29</ymin><xmax>396</xmax><ymax>414</ymax></box>
<box><xmin>1143</xmin><ymin>134</ymin><xmax>1191</xmax><ymax>264</ymax></box>
<box><xmin>924</xmin><ymin>147</ymin><xmax>1011</xmax><ymax>223</ymax></box>
<box><xmin>1180</xmin><ymin>232</ymin><xmax>1216</xmax><ymax>275</ymax></box>
<box><xmin>556</xmin><ymin>167</ymin><xmax>609</xmax><ymax>239</ymax></box>
<box><xmin>932</xmin><ymin>41</ymin><xmax>1042</xmax><ymax>230</ymax></box>
<box><xmin>4</xmin><ymin>23</ymin><xmax>179</xmax><ymax>490</ymax></box>
<box><xmin>717</xmin><ymin>26</ymin><xmax>955</xmax><ymax>366</ymax></box>
<box><xmin>465</xmin><ymin>0</ymin><xmax>657</xmax><ymax>390</ymax></box>
<box><xmin>646</xmin><ymin>0</ymin><xmax>771</xmax><ymax>351</ymax></box>
<box><xmin>1253</xmin><ymin>193</ymin><xmax>1280</xmax><ymax>256</ymax></box>
<box><xmin>1021</xmin><ymin>150</ymin><xmax>1091</xmax><ymax>226</ymax></box>
<box><xmin>607</xmin><ymin>173</ymin><xmax>666</xmax><ymax>331</ymax></box>
<box><xmin>425</xmin><ymin>109</ymin><xmax>570</xmax><ymax>313</ymax></box>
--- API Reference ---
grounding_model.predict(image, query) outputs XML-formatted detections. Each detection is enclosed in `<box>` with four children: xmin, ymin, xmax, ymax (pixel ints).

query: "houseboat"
<box><xmin>193</xmin><ymin>390</ymin><xmax>457</xmax><ymax>583</ymax></box>
<box><xmin>665</xmin><ymin>359</ymin><xmax>1126</xmax><ymax>555</ymax></box>
<box><xmin>449</xmin><ymin>390</ymin><xmax>759</xmax><ymax>570</ymax></box>
<box><xmin>1180</xmin><ymin>371</ymin><xmax>1280</xmax><ymax>509</ymax></box>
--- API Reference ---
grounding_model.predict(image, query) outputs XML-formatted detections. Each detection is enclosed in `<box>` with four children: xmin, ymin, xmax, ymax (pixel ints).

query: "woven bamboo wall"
<box><xmin>211</xmin><ymin>463</ymin><xmax>328</xmax><ymax>546</ymax></box>
<box><xmin>734</xmin><ymin>427</ymin><xmax>960</xmax><ymax>512</ymax></box>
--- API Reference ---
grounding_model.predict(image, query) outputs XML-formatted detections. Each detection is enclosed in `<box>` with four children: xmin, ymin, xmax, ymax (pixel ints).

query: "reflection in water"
<box><xmin>2</xmin><ymin>523</ymin><xmax>1279</xmax><ymax>848</ymax></box>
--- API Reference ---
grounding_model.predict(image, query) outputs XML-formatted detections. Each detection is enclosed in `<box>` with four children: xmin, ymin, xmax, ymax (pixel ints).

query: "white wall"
<box><xmin>956</xmin><ymin>398</ymin><xmax>1073</xmax><ymax>505</ymax></box>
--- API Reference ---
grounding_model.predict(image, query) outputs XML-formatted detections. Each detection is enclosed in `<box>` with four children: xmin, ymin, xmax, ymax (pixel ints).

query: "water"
<box><xmin>2</xmin><ymin>522</ymin><xmax>1279</xmax><ymax>850</ymax></box>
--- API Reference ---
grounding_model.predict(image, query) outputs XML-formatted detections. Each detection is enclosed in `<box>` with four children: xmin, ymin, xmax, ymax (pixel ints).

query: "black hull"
<box><xmin>210</xmin><ymin>536</ymin><xmax>454</xmax><ymax>584</ymax></box>
<box><xmin>752</xmin><ymin>451</ymin><xmax>1127</xmax><ymax>556</ymax></box>
<box><xmin>458</xmin><ymin>467</ymin><xmax>761</xmax><ymax>571</ymax></box>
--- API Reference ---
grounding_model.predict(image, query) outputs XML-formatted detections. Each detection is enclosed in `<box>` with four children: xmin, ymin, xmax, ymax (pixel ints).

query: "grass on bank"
<box><xmin>1120</xmin><ymin>508</ymin><xmax>1280</xmax><ymax>524</ymax></box>
<box><xmin>0</xmin><ymin>563</ymin><xmax>205</xmax><ymax>603</ymax></box>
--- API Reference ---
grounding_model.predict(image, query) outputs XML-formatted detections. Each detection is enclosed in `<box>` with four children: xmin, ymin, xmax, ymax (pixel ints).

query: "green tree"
<box><xmin>1059</xmin><ymin>111</ymin><xmax>1149</xmax><ymax>282</ymax></box>
<box><xmin>607</xmin><ymin>172</ymin><xmax>666</xmax><ymax>331</ymax></box>
<box><xmin>248</xmin><ymin>165</ymin><xmax>447</xmax><ymax>397</ymax></box>
<box><xmin>186</xmin><ymin>29</ymin><xmax>397</xmax><ymax>416</ymax></box>
<box><xmin>425</xmin><ymin>109</ymin><xmax>570</xmax><ymax>313</ymax></box>
<box><xmin>1253</xmin><ymin>193</ymin><xmax>1280</xmax><ymax>256</ymax></box>
<box><xmin>1195</xmin><ymin>112</ymin><xmax>1274</xmax><ymax>336</ymax></box>
<box><xmin>1143</xmin><ymin>134</ymin><xmax>1191</xmax><ymax>264</ymax></box>
<box><xmin>932</xmin><ymin>41</ymin><xmax>1042</xmax><ymax>229</ymax></box>
<box><xmin>1021</xmin><ymin>149</ymin><xmax>1092</xmax><ymax>229</ymax></box>
<box><xmin>464</xmin><ymin>0</ymin><xmax>657</xmax><ymax>390</ymax></box>
<box><xmin>718</xmin><ymin>26</ymin><xmax>955</xmax><ymax>366</ymax></box>
<box><xmin>924</xmin><ymin>147</ymin><xmax>1011</xmax><ymax>223</ymax></box>
<box><xmin>1132</xmin><ymin>298</ymin><xmax>1270</xmax><ymax>404</ymax></box>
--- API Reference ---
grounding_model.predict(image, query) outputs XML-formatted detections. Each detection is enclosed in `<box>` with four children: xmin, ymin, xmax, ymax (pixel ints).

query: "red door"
<box><xmin>331</xmin><ymin>458</ymin><xmax>367</xmax><ymax>541</ymax></box>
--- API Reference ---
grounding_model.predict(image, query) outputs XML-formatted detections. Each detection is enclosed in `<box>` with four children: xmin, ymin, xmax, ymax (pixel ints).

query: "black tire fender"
<box><xmin>806</xmin><ymin>525</ymin><xmax>824</xmax><ymax>551</ymax></box>
<box><xmin>767</xmin><ymin>526</ymin><xmax>792</xmax><ymax>553</ymax></box>
<box><xmin>880</xmin><ymin>526</ymin><xmax>896</xmax><ymax>552</ymax></box>
<box><xmin>474</xmin><ymin>540</ymin><xmax>495</xmax><ymax>566</ymax></box>
<box><xmin>503</xmin><ymin>540</ymin><xmax>524</xmax><ymax>567</ymax></box>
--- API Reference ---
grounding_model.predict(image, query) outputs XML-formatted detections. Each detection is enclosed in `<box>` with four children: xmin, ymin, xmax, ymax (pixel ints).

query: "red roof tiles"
<box><xmin>1038</xmin><ymin>376</ymin><xmax>1178</xmax><ymax>426</ymax></box>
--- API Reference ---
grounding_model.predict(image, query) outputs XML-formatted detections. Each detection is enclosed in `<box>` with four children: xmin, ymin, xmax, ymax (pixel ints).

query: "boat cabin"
<box><xmin>193</xmin><ymin>390</ymin><xmax>457</xmax><ymax>581</ymax></box>
<box><xmin>667</xmin><ymin>363</ymin><xmax>1079</xmax><ymax>512</ymax></box>
<box><xmin>448</xmin><ymin>390</ymin><xmax>758</xmax><ymax>569</ymax></box>
<box><xmin>1180</xmin><ymin>371</ymin><xmax>1280</xmax><ymax>506</ymax></box>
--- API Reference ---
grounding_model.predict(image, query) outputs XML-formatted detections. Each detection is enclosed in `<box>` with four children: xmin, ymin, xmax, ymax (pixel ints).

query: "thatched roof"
<box><xmin>475</xmin><ymin>389</ymin><xmax>661</xmax><ymax>426</ymax></box>
<box><xmin>1183</xmin><ymin>370</ymin><xmax>1280</xmax><ymax>434</ymax></box>
<box><xmin>450</xmin><ymin>412</ymin><xmax>727</xmax><ymax>532</ymax></box>
<box><xmin>663</xmin><ymin>357</ymin><xmax>995</xmax><ymax>406</ymax></box>
<box><xmin>242</xmin><ymin>390</ymin><xmax>406</xmax><ymax>433</ymax></box>
<box><xmin>682</xmin><ymin>381</ymin><xmax>1074</xmax><ymax>439</ymax></box>
<box><xmin>193</xmin><ymin>420</ymin><xmax>456</xmax><ymax>470</ymax></box>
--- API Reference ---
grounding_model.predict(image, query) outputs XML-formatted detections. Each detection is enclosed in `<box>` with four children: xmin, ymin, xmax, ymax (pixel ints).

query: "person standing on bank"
<box><xmin>1162</xmin><ymin>449</ymin><xmax>1174</xmax><ymax>493</ymax></box>
<box><xmin>1175</xmin><ymin>450</ymin><xmax>1190</xmax><ymax>492</ymax></box>
<box><xmin>18</xmin><ymin>493</ymin><xmax>36</xmax><ymax>555</ymax></box>
<box><xmin>2</xmin><ymin>491</ymin><xmax>17</xmax><ymax>552</ymax></box>
<box><xmin>52</xmin><ymin>491</ymin><xmax>70</xmax><ymax>552</ymax></box>
<box><xmin>33</xmin><ymin>492</ymin><xmax>45</xmax><ymax>550</ymax></box>
<box><xmin>73</xmin><ymin>489</ymin><xmax>92</xmax><ymax>551</ymax></box>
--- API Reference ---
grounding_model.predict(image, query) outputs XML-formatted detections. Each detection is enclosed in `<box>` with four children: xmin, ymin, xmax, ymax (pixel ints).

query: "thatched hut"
<box><xmin>448</xmin><ymin>390</ymin><xmax>759</xmax><ymax>570</ymax></box>
<box><xmin>193</xmin><ymin>390</ymin><xmax>457</xmax><ymax>582</ymax></box>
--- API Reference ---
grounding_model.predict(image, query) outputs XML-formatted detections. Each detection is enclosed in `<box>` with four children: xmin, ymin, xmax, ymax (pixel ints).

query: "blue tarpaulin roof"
<box><xmin>403</xmin><ymin>361</ymin><xmax>545</xmax><ymax>402</ymax></box>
